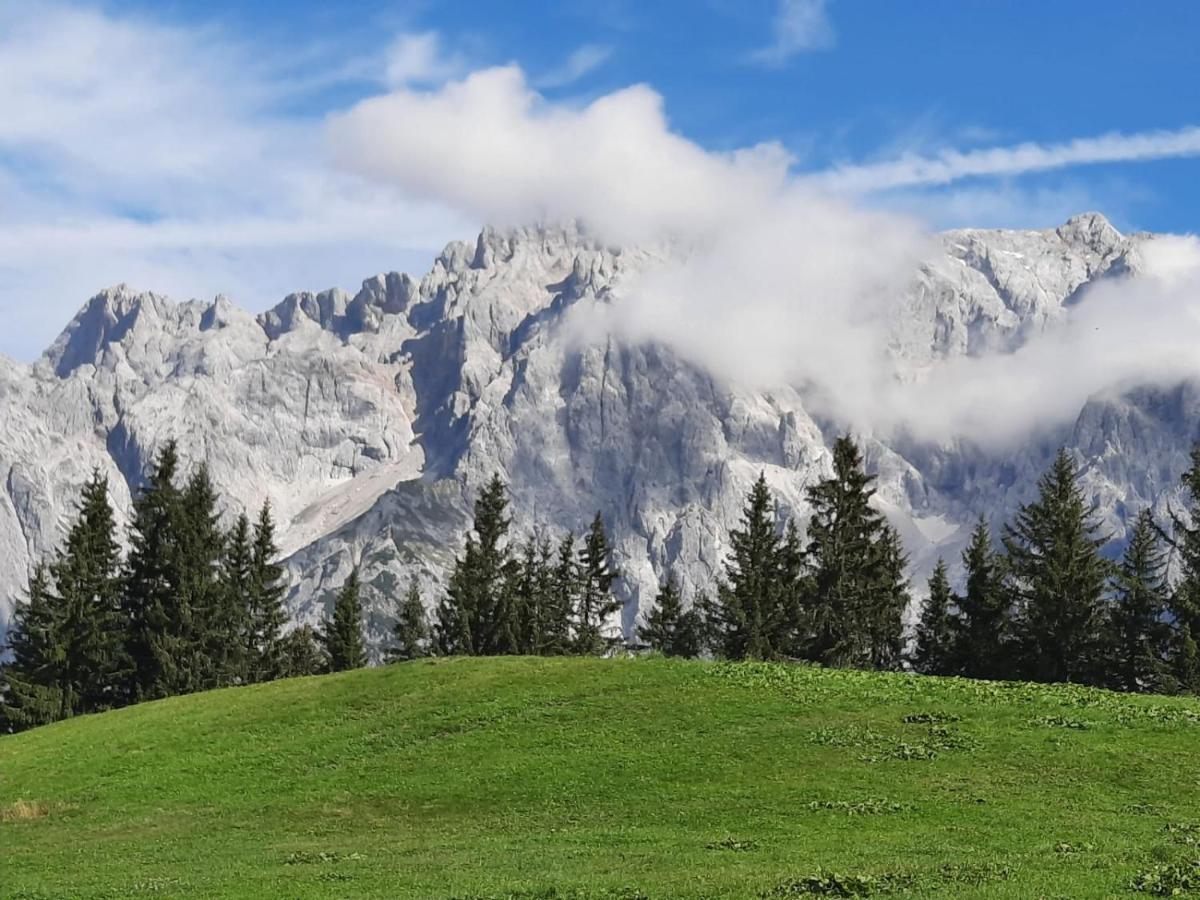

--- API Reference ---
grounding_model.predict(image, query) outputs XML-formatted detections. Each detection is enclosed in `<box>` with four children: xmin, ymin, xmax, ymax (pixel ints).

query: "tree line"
<box><xmin>8</xmin><ymin>433</ymin><xmax>1200</xmax><ymax>734</ymax></box>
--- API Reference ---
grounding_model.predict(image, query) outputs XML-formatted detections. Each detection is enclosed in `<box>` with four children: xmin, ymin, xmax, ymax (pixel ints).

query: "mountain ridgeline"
<box><xmin>1</xmin><ymin>213</ymin><xmax>1197</xmax><ymax>655</ymax></box>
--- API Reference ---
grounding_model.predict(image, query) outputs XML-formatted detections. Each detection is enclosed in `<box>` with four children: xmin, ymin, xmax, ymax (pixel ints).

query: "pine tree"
<box><xmin>541</xmin><ymin>532</ymin><xmax>579</xmax><ymax>656</ymax></box>
<box><xmin>434</xmin><ymin>475</ymin><xmax>520</xmax><ymax>656</ymax></box>
<box><xmin>867</xmin><ymin>525</ymin><xmax>910</xmax><ymax>670</ymax></box>
<box><xmin>0</xmin><ymin>566</ymin><xmax>65</xmax><ymax>731</ymax></box>
<box><xmin>278</xmin><ymin>625</ymin><xmax>324</xmax><ymax>677</ymax></box>
<box><xmin>802</xmin><ymin>437</ymin><xmax>896</xmax><ymax>669</ymax></box>
<box><xmin>388</xmin><ymin>579</ymin><xmax>430</xmax><ymax>662</ymax></box>
<box><xmin>173</xmin><ymin>463</ymin><xmax>227</xmax><ymax>693</ymax></box>
<box><xmin>711</xmin><ymin>475</ymin><xmax>788</xmax><ymax>660</ymax></box>
<box><xmin>575</xmin><ymin>513</ymin><xmax>620</xmax><ymax>655</ymax></box>
<box><xmin>321</xmin><ymin>568</ymin><xmax>368</xmax><ymax>672</ymax></box>
<box><xmin>247</xmin><ymin>503</ymin><xmax>288</xmax><ymax>681</ymax></box>
<box><xmin>953</xmin><ymin>517</ymin><xmax>1010</xmax><ymax>679</ymax></box>
<box><xmin>1168</xmin><ymin>444</ymin><xmax>1200</xmax><ymax>692</ymax></box>
<box><xmin>47</xmin><ymin>470</ymin><xmax>127</xmax><ymax>714</ymax></box>
<box><xmin>1004</xmin><ymin>449</ymin><xmax>1112</xmax><ymax>685</ymax></box>
<box><xmin>122</xmin><ymin>441</ymin><xmax>184</xmax><ymax>701</ymax></box>
<box><xmin>513</xmin><ymin>537</ymin><xmax>556</xmax><ymax>655</ymax></box>
<box><xmin>638</xmin><ymin>575</ymin><xmax>701</xmax><ymax>657</ymax></box>
<box><xmin>913</xmin><ymin>559</ymin><xmax>957</xmax><ymax>675</ymax></box>
<box><xmin>1107</xmin><ymin>510</ymin><xmax>1174</xmax><ymax>693</ymax></box>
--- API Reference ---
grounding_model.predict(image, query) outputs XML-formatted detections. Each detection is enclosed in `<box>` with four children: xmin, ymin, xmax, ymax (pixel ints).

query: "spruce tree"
<box><xmin>122</xmin><ymin>441</ymin><xmax>184</xmax><ymax>701</ymax></box>
<box><xmin>638</xmin><ymin>575</ymin><xmax>701</xmax><ymax>657</ymax></box>
<box><xmin>1004</xmin><ymin>449</ymin><xmax>1112</xmax><ymax>685</ymax></box>
<box><xmin>574</xmin><ymin>513</ymin><xmax>620</xmax><ymax>655</ymax></box>
<box><xmin>0</xmin><ymin>566</ymin><xmax>65</xmax><ymax>731</ymax></box>
<box><xmin>247</xmin><ymin>503</ymin><xmax>288</xmax><ymax>681</ymax></box>
<box><xmin>173</xmin><ymin>463</ymin><xmax>227</xmax><ymax>693</ymax></box>
<box><xmin>541</xmin><ymin>532</ymin><xmax>579</xmax><ymax>656</ymax></box>
<box><xmin>913</xmin><ymin>559</ymin><xmax>957</xmax><ymax>675</ymax></box>
<box><xmin>802</xmin><ymin>437</ymin><xmax>895</xmax><ymax>669</ymax></box>
<box><xmin>1167</xmin><ymin>444</ymin><xmax>1200</xmax><ymax>692</ymax></box>
<box><xmin>388</xmin><ymin>579</ymin><xmax>430</xmax><ymax>662</ymax></box>
<box><xmin>953</xmin><ymin>517</ymin><xmax>1010</xmax><ymax>679</ymax></box>
<box><xmin>434</xmin><ymin>475</ymin><xmax>520</xmax><ymax>656</ymax></box>
<box><xmin>867</xmin><ymin>525</ymin><xmax>910</xmax><ymax>670</ymax></box>
<box><xmin>221</xmin><ymin>513</ymin><xmax>254</xmax><ymax>684</ymax></box>
<box><xmin>320</xmin><ymin>568</ymin><xmax>368</xmax><ymax>672</ymax></box>
<box><xmin>711</xmin><ymin>474</ymin><xmax>788</xmax><ymax>660</ymax></box>
<box><xmin>278</xmin><ymin>625</ymin><xmax>325</xmax><ymax>677</ymax></box>
<box><xmin>1107</xmin><ymin>510</ymin><xmax>1174</xmax><ymax>693</ymax></box>
<box><xmin>48</xmin><ymin>470</ymin><xmax>127</xmax><ymax>714</ymax></box>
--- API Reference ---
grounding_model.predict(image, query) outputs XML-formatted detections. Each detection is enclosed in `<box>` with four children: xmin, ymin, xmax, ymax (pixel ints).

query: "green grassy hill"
<box><xmin>4</xmin><ymin>657</ymin><xmax>1200</xmax><ymax>899</ymax></box>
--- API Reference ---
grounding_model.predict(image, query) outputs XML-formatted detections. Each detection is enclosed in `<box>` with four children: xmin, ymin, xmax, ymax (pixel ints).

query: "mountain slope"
<box><xmin>4</xmin><ymin>657</ymin><xmax>1200</xmax><ymax>898</ymax></box>
<box><xmin>0</xmin><ymin>213</ymin><xmax>1191</xmax><ymax>647</ymax></box>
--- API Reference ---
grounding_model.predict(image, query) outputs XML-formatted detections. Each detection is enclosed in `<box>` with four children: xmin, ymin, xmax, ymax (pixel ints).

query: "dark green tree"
<box><xmin>173</xmin><ymin>463</ymin><xmax>228</xmax><ymax>693</ymax></box>
<box><xmin>434</xmin><ymin>475</ymin><xmax>520</xmax><ymax>656</ymax></box>
<box><xmin>1107</xmin><ymin>510</ymin><xmax>1174</xmax><ymax>693</ymax></box>
<box><xmin>866</xmin><ymin>525</ymin><xmax>910</xmax><ymax>670</ymax></box>
<box><xmin>952</xmin><ymin>517</ymin><xmax>1010</xmax><ymax>679</ymax></box>
<box><xmin>540</xmin><ymin>532</ymin><xmax>579</xmax><ymax>656</ymax></box>
<box><xmin>122</xmin><ymin>441</ymin><xmax>184</xmax><ymax>701</ymax></box>
<box><xmin>1004</xmin><ymin>449</ymin><xmax>1112</xmax><ymax>685</ymax></box>
<box><xmin>638</xmin><ymin>574</ymin><xmax>701</xmax><ymax>657</ymax></box>
<box><xmin>320</xmin><ymin>568</ymin><xmax>368</xmax><ymax>672</ymax></box>
<box><xmin>711</xmin><ymin>475</ymin><xmax>788</xmax><ymax>660</ymax></box>
<box><xmin>388</xmin><ymin>579</ymin><xmax>430</xmax><ymax>662</ymax></box>
<box><xmin>278</xmin><ymin>625</ymin><xmax>325</xmax><ymax>678</ymax></box>
<box><xmin>574</xmin><ymin>513</ymin><xmax>621</xmax><ymax>655</ymax></box>
<box><xmin>0</xmin><ymin>566</ymin><xmax>65</xmax><ymax>731</ymax></box>
<box><xmin>912</xmin><ymin>559</ymin><xmax>957</xmax><ymax>675</ymax></box>
<box><xmin>1167</xmin><ymin>444</ymin><xmax>1200</xmax><ymax>692</ymax></box>
<box><xmin>802</xmin><ymin>437</ymin><xmax>896</xmax><ymax>669</ymax></box>
<box><xmin>220</xmin><ymin>513</ymin><xmax>255</xmax><ymax>684</ymax></box>
<box><xmin>247</xmin><ymin>503</ymin><xmax>288</xmax><ymax>681</ymax></box>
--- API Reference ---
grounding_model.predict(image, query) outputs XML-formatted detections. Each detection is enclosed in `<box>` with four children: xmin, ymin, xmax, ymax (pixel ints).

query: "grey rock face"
<box><xmin>0</xmin><ymin>214</ymin><xmax>1187</xmax><ymax>652</ymax></box>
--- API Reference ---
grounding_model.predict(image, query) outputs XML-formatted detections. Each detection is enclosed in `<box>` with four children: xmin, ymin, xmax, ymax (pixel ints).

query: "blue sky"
<box><xmin>1</xmin><ymin>0</ymin><xmax>1199</xmax><ymax>359</ymax></box>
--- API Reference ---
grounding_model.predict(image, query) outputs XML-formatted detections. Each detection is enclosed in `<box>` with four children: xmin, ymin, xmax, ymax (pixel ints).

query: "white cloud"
<box><xmin>751</xmin><ymin>0</ymin><xmax>835</xmax><ymax>66</ymax></box>
<box><xmin>536</xmin><ymin>44</ymin><xmax>614</xmax><ymax>89</ymax></box>
<box><xmin>818</xmin><ymin>126</ymin><xmax>1200</xmax><ymax>194</ymax></box>
<box><xmin>384</xmin><ymin>31</ymin><xmax>465</xmax><ymax>88</ymax></box>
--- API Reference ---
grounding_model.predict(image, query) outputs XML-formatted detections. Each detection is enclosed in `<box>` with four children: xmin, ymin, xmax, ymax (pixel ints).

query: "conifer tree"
<box><xmin>913</xmin><ymin>559</ymin><xmax>957</xmax><ymax>675</ymax></box>
<box><xmin>711</xmin><ymin>474</ymin><xmax>789</xmax><ymax>660</ymax></box>
<box><xmin>278</xmin><ymin>625</ymin><xmax>324</xmax><ymax>678</ymax></box>
<box><xmin>541</xmin><ymin>532</ymin><xmax>579</xmax><ymax>656</ymax></box>
<box><xmin>1004</xmin><ymin>449</ymin><xmax>1112</xmax><ymax>685</ymax></box>
<box><xmin>122</xmin><ymin>441</ymin><xmax>184</xmax><ymax>701</ymax></box>
<box><xmin>48</xmin><ymin>470</ymin><xmax>127</xmax><ymax>713</ymax></box>
<box><xmin>574</xmin><ymin>513</ymin><xmax>620</xmax><ymax>655</ymax></box>
<box><xmin>0</xmin><ymin>566</ymin><xmax>65</xmax><ymax>731</ymax></box>
<box><xmin>434</xmin><ymin>475</ymin><xmax>520</xmax><ymax>656</ymax></box>
<box><xmin>1167</xmin><ymin>444</ymin><xmax>1200</xmax><ymax>693</ymax></box>
<box><xmin>173</xmin><ymin>463</ymin><xmax>227</xmax><ymax>693</ymax></box>
<box><xmin>953</xmin><ymin>517</ymin><xmax>1010</xmax><ymax>679</ymax></box>
<box><xmin>247</xmin><ymin>503</ymin><xmax>288</xmax><ymax>681</ymax></box>
<box><xmin>220</xmin><ymin>514</ymin><xmax>254</xmax><ymax>684</ymax></box>
<box><xmin>513</xmin><ymin>537</ymin><xmax>556</xmax><ymax>655</ymax></box>
<box><xmin>638</xmin><ymin>575</ymin><xmax>701</xmax><ymax>657</ymax></box>
<box><xmin>867</xmin><ymin>525</ymin><xmax>910</xmax><ymax>670</ymax></box>
<box><xmin>802</xmin><ymin>437</ymin><xmax>895</xmax><ymax>669</ymax></box>
<box><xmin>321</xmin><ymin>568</ymin><xmax>367</xmax><ymax>672</ymax></box>
<box><xmin>388</xmin><ymin>579</ymin><xmax>430</xmax><ymax>662</ymax></box>
<box><xmin>1107</xmin><ymin>510</ymin><xmax>1174</xmax><ymax>693</ymax></box>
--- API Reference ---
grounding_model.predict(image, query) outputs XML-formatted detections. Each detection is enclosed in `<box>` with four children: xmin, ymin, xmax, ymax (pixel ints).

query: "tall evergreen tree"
<box><xmin>220</xmin><ymin>513</ymin><xmax>254</xmax><ymax>684</ymax></box>
<box><xmin>541</xmin><ymin>532</ymin><xmax>579</xmax><ymax>656</ymax></box>
<box><xmin>388</xmin><ymin>579</ymin><xmax>430</xmax><ymax>662</ymax></box>
<box><xmin>122</xmin><ymin>441</ymin><xmax>184</xmax><ymax>701</ymax></box>
<box><xmin>172</xmin><ymin>463</ymin><xmax>227</xmax><ymax>693</ymax></box>
<box><xmin>247</xmin><ymin>503</ymin><xmax>288</xmax><ymax>681</ymax></box>
<box><xmin>1167</xmin><ymin>444</ymin><xmax>1200</xmax><ymax>692</ymax></box>
<box><xmin>320</xmin><ymin>569</ymin><xmax>367</xmax><ymax>672</ymax></box>
<box><xmin>953</xmin><ymin>517</ymin><xmax>1010</xmax><ymax>679</ymax></box>
<box><xmin>1107</xmin><ymin>510</ymin><xmax>1174</xmax><ymax>693</ymax></box>
<box><xmin>1004</xmin><ymin>449</ymin><xmax>1112</xmax><ymax>685</ymax></box>
<box><xmin>47</xmin><ymin>470</ymin><xmax>127</xmax><ymax>714</ymax></box>
<box><xmin>638</xmin><ymin>574</ymin><xmax>701</xmax><ymax>658</ymax></box>
<box><xmin>574</xmin><ymin>513</ymin><xmax>620</xmax><ymax>655</ymax></box>
<box><xmin>913</xmin><ymin>559</ymin><xmax>957</xmax><ymax>675</ymax></box>
<box><xmin>278</xmin><ymin>625</ymin><xmax>325</xmax><ymax>678</ymax></box>
<box><xmin>802</xmin><ymin>437</ymin><xmax>896</xmax><ymax>669</ymax></box>
<box><xmin>866</xmin><ymin>525</ymin><xmax>910</xmax><ymax>670</ymax></box>
<box><xmin>0</xmin><ymin>566</ymin><xmax>65</xmax><ymax>731</ymax></box>
<box><xmin>513</xmin><ymin>536</ymin><xmax>556</xmax><ymax>655</ymax></box>
<box><xmin>434</xmin><ymin>475</ymin><xmax>520</xmax><ymax>656</ymax></box>
<box><xmin>711</xmin><ymin>475</ymin><xmax>789</xmax><ymax>660</ymax></box>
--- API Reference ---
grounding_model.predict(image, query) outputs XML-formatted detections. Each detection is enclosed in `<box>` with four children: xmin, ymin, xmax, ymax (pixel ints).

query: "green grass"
<box><xmin>4</xmin><ymin>657</ymin><xmax>1200</xmax><ymax>898</ymax></box>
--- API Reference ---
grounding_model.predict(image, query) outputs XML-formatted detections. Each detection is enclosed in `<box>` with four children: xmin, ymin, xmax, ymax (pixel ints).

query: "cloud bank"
<box><xmin>330</xmin><ymin>66</ymin><xmax>1200</xmax><ymax>445</ymax></box>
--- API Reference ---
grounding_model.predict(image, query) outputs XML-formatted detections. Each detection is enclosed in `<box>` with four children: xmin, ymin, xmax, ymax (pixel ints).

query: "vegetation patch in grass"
<box><xmin>764</xmin><ymin>870</ymin><xmax>914</xmax><ymax>897</ymax></box>
<box><xmin>1131</xmin><ymin>861</ymin><xmax>1200</xmax><ymax>895</ymax></box>
<box><xmin>806</xmin><ymin>799</ymin><xmax>912</xmax><ymax>815</ymax></box>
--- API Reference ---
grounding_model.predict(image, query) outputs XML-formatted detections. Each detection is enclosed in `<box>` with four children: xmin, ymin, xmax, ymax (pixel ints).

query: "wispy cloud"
<box><xmin>817</xmin><ymin>126</ymin><xmax>1200</xmax><ymax>193</ymax></box>
<box><xmin>384</xmin><ymin>31</ymin><xmax>466</xmax><ymax>88</ymax></box>
<box><xmin>536</xmin><ymin>44</ymin><xmax>613</xmax><ymax>89</ymax></box>
<box><xmin>751</xmin><ymin>0</ymin><xmax>835</xmax><ymax>66</ymax></box>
